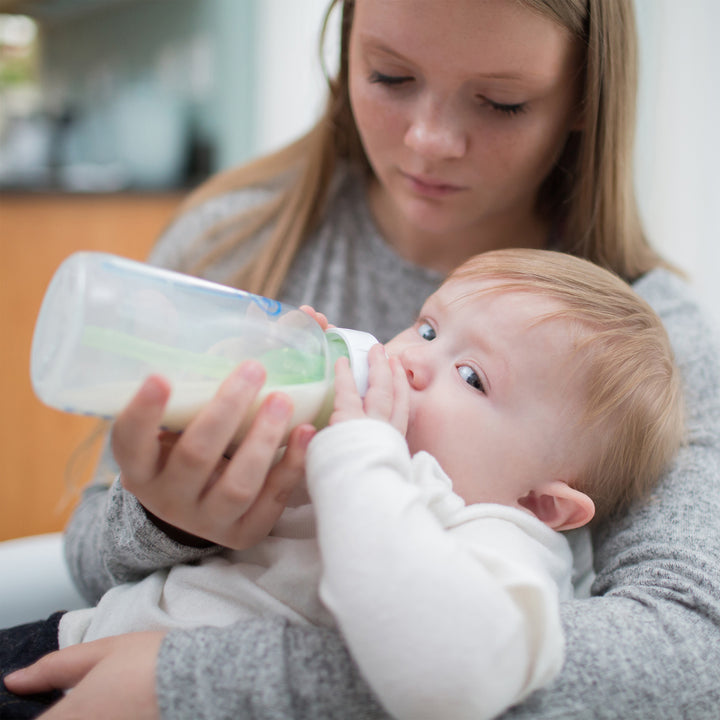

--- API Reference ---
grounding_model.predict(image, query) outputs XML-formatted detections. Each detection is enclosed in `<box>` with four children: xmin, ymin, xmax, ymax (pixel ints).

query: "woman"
<box><xmin>7</xmin><ymin>1</ymin><xmax>720</xmax><ymax>718</ymax></box>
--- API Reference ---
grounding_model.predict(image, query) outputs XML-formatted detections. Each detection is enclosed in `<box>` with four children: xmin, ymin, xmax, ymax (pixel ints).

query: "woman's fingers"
<box><xmin>111</xmin><ymin>375</ymin><xmax>171</xmax><ymax>485</ymax></box>
<box><xmin>4</xmin><ymin>637</ymin><xmax>112</xmax><ymax>693</ymax></box>
<box><xmin>109</xmin><ymin>359</ymin><xmax>302</xmax><ymax>548</ymax></box>
<box><xmin>160</xmin><ymin>362</ymin><xmax>268</xmax><ymax>502</ymax></box>
<box><xmin>6</xmin><ymin>633</ymin><xmax>164</xmax><ymax>720</ymax></box>
<box><xmin>194</xmin><ymin>391</ymin><xmax>294</xmax><ymax>531</ymax></box>
<box><xmin>222</xmin><ymin>423</ymin><xmax>315</xmax><ymax>549</ymax></box>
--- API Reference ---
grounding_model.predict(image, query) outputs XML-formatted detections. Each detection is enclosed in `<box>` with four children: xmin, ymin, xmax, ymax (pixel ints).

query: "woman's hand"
<box><xmin>112</xmin><ymin>361</ymin><xmax>316</xmax><ymax>550</ymax></box>
<box><xmin>3</xmin><ymin>632</ymin><xmax>165</xmax><ymax>720</ymax></box>
<box><xmin>331</xmin><ymin>343</ymin><xmax>409</xmax><ymax>435</ymax></box>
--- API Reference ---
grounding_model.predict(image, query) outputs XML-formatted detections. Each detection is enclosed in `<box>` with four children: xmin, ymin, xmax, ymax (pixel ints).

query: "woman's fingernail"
<box><xmin>297</xmin><ymin>425</ymin><xmax>316</xmax><ymax>448</ymax></box>
<box><xmin>237</xmin><ymin>361</ymin><xmax>265</xmax><ymax>384</ymax></box>
<box><xmin>141</xmin><ymin>375</ymin><xmax>169</xmax><ymax>402</ymax></box>
<box><xmin>266</xmin><ymin>393</ymin><xmax>292</xmax><ymax>419</ymax></box>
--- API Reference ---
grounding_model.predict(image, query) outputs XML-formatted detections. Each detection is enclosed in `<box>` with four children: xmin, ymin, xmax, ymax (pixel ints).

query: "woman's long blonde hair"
<box><xmin>175</xmin><ymin>0</ymin><xmax>667</xmax><ymax>298</ymax></box>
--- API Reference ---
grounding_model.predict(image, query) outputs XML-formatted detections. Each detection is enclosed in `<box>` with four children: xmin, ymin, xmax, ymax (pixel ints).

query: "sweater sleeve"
<box><xmin>64</xmin><ymin>445</ymin><xmax>219</xmax><ymax>604</ymax></box>
<box><xmin>157</xmin><ymin>619</ymin><xmax>388</xmax><ymax>720</ymax></box>
<box><xmin>304</xmin><ymin>420</ymin><xmax>566</xmax><ymax>720</ymax></box>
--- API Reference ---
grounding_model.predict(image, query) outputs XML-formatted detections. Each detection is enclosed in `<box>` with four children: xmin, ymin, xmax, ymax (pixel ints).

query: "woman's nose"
<box><xmin>404</xmin><ymin>99</ymin><xmax>467</xmax><ymax>160</ymax></box>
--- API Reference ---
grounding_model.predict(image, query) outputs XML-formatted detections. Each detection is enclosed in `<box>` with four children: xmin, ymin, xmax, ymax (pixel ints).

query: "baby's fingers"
<box><xmin>299</xmin><ymin>305</ymin><xmax>331</xmax><ymax>330</ymax></box>
<box><xmin>329</xmin><ymin>357</ymin><xmax>365</xmax><ymax>424</ymax></box>
<box><xmin>362</xmin><ymin>344</ymin><xmax>395</xmax><ymax>422</ymax></box>
<box><xmin>388</xmin><ymin>356</ymin><xmax>410</xmax><ymax>436</ymax></box>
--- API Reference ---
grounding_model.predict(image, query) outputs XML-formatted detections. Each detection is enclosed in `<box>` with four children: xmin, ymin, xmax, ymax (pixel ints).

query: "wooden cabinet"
<box><xmin>0</xmin><ymin>192</ymin><xmax>182</xmax><ymax>541</ymax></box>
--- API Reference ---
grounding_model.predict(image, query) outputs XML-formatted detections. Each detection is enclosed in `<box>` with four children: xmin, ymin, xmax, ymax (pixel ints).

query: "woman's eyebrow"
<box><xmin>360</xmin><ymin>36</ymin><xmax>510</xmax><ymax>77</ymax></box>
<box><xmin>358</xmin><ymin>36</ymin><xmax>412</xmax><ymax>63</ymax></box>
<box><xmin>360</xmin><ymin>34</ymin><xmax>552</xmax><ymax>86</ymax></box>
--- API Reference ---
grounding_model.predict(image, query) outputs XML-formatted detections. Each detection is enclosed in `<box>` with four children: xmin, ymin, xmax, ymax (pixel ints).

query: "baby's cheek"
<box><xmin>404</xmin><ymin>412</ymin><xmax>435</xmax><ymax>456</ymax></box>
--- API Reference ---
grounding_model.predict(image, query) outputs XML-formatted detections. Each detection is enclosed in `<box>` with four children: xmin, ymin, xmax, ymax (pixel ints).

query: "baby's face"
<box><xmin>385</xmin><ymin>279</ymin><xmax>590</xmax><ymax>508</ymax></box>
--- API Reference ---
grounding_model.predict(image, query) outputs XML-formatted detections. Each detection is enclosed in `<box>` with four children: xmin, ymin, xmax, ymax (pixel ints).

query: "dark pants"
<box><xmin>0</xmin><ymin>612</ymin><xmax>64</xmax><ymax>719</ymax></box>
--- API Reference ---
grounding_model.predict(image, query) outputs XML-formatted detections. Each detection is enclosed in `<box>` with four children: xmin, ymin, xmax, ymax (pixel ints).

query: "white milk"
<box><xmin>53</xmin><ymin>378</ymin><xmax>331</xmax><ymax>446</ymax></box>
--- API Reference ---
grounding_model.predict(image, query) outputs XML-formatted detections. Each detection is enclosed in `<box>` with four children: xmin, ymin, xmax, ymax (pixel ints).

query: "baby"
<box><xmin>1</xmin><ymin>249</ymin><xmax>684</xmax><ymax>720</ymax></box>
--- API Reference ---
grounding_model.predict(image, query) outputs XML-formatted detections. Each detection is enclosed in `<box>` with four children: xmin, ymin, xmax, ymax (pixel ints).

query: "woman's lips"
<box><xmin>400</xmin><ymin>170</ymin><xmax>466</xmax><ymax>198</ymax></box>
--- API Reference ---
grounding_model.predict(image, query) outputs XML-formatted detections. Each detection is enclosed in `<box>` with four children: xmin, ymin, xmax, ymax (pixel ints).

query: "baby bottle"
<box><xmin>31</xmin><ymin>252</ymin><xmax>378</xmax><ymax>445</ymax></box>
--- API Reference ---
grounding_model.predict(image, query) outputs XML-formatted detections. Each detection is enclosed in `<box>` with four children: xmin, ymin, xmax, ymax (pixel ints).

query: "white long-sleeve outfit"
<box><xmin>59</xmin><ymin>418</ymin><xmax>572</xmax><ymax>720</ymax></box>
<box><xmin>306</xmin><ymin>420</ymin><xmax>572</xmax><ymax>720</ymax></box>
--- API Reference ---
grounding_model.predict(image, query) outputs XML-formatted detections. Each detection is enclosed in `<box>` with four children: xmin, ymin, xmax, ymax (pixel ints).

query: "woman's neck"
<box><xmin>367</xmin><ymin>181</ymin><xmax>550</xmax><ymax>275</ymax></box>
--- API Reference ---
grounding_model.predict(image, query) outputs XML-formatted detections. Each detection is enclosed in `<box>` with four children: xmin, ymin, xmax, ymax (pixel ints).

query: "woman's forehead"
<box><xmin>351</xmin><ymin>0</ymin><xmax>579</xmax><ymax>83</ymax></box>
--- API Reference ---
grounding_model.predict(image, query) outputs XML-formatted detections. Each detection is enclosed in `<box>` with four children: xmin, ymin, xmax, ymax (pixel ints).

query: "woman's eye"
<box><xmin>369</xmin><ymin>70</ymin><xmax>413</xmax><ymax>87</ymax></box>
<box><xmin>477</xmin><ymin>96</ymin><xmax>527</xmax><ymax>117</ymax></box>
<box><xmin>417</xmin><ymin>322</ymin><xmax>436</xmax><ymax>341</ymax></box>
<box><xmin>458</xmin><ymin>365</ymin><xmax>486</xmax><ymax>393</ymax></box>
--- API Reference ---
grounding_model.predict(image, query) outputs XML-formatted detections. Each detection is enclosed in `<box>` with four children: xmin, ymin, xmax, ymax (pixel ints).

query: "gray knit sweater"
<box><xmin>64</xmin><ymin>169</ymin><xmax>720</xmax><ymax>719</ymax></box>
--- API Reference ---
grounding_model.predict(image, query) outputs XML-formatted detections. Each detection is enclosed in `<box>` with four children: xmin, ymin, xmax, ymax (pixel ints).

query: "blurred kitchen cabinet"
<box><xmin>0</xmin><ymin>192</ymin><xmax>182</xmax><ymax>541</ymax></box>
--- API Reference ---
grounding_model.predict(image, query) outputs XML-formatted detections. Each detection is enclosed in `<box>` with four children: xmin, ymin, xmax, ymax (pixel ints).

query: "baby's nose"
<box><xmin>401</xmin><ymin>348</ymin><xmax>431</xmax><ymax>390</ymax></box>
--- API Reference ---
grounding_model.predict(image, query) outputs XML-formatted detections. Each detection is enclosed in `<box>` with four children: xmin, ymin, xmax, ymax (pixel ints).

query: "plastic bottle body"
<box><xmin>31</xmin><ymin>252</ymin><xmax>377</xmax><ymax>443</ymax></box>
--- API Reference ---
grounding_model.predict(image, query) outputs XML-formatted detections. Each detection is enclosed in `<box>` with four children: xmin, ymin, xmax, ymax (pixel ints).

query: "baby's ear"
<box><xmin>518</xmin><ymin>481</ymin><xmax>595</xmax><ymax>532</ymax></box>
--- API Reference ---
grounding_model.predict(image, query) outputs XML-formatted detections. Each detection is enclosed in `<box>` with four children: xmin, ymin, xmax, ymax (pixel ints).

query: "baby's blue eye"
<box><xmin>458</xmin><ymin>365</ymin><xmax>485</xmax><ymax>393</ymax></box>
<box><xmin>417</xmin><ymin>322</ymin><xmax>436</xmax><ymax>341</ymax></box>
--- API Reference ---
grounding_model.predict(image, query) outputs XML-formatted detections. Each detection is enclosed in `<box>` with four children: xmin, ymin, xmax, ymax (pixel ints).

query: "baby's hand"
<box><xmin>330</xmin><ymin>343</ymin><xmax>409</xmax><ymax>436</ymax></box>
<box><xmin>299</xmin><ymin>304</ymin><xmax>332</xmax><ymax>331</ymax></box>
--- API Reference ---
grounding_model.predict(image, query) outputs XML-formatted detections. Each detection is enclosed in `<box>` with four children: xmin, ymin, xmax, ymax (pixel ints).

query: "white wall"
<box><xmin>634</xmin><ymin>0</ymin><xmax>720</xmax><ymax>326</ymax></box>
<box><xmin>253</xmin><ymin>1</ymin><xmax>720</xmax><ymax>325</ymax></box>
<box><xmin>254</xmin><ymin>0</ymin><xmax>336</xmax><ymax>156</ymax></box>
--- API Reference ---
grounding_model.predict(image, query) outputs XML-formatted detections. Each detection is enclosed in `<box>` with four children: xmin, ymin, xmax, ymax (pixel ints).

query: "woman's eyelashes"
<box><xmin>458</xmin><ymin>365</ymin><xmax>486</xmax><ymax>394</ymax></box>
<box><xmin>369</xmin><ymin>70</ymin><xmax>413</xmax><ymax>86</ymax></box>
<box><xmin>477</xmin><ymin>96</ymin><xmax>527</xmax><ymax>117</ymax></box>
<box><xmin>368</xmin><ymin>70</ymin><xmax>527</xmax><ymax>117</ymax></box>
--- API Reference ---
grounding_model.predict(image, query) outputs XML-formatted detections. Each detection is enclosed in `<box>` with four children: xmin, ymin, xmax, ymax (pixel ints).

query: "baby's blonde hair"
<box><xmin>448</xmin><ymin>249</ymin><xmax>684</xmax><ymax>523</ymax></box>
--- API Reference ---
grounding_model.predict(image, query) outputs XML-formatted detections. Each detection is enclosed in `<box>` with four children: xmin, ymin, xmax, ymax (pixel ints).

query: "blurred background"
<box><xmin>0</xmin><ymin>0</ymin><xmax>717</xmax><ymax>541</ymax></box>
<box><xmin>0</xmin><ymin>0</ymin><xmax>335</xmax><ymax>191</ymax></box>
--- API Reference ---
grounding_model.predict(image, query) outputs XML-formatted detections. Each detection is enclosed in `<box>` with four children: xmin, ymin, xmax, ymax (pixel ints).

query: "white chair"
<box><xmin>0</xmin><ymin>532</ymin><xmax>88</xmax><ymax>629</ymax></box>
